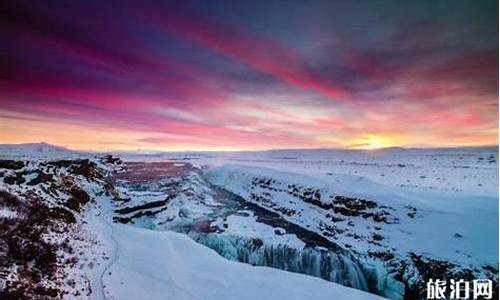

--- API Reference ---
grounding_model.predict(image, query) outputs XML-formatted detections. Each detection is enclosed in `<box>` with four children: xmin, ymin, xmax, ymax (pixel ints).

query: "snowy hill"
<box><xmin>0</xmin><ymin>142</ymin><xmax>89</xmax><ymax>159</ymax></box>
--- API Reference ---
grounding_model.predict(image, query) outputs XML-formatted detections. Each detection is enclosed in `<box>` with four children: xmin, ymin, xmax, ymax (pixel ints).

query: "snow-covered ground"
<box><xmin>115</xmin><ymin>146</ymin><xmax>498</xmax><ymax>298</ymax></box>
<box><xmin>0</xmin><ymin>142</ymin><xmax>92</xmax><ymax>160</ymax></box>
<box><xmin>0</xmin><ymin>150</ymin><xmax>384</xmax><ymax>299</ymax></box>
<box><xmin>115</xmin><ymin>146</ymin><xmax>498</xmax><ymax>267</ymax></box>
<box><xmin>205</xmin><ymin>147</ymin><xmax>498</xmax><ymax>196</ymax></box>
<box><xmin>205</xmin><ymin>163</ymin><xmax>498</xmax><ymax>266</ymax></box>
<box><xmin>101</xmin><ymin>223</ymin><xmax>383</xmax><ymax>300</ymax></box>
<box><xmin>89</xmin><ymin>178</ymin><xmax>383</xmax><ymax>300</ymax></box>
<box><xmin>0</xmin><ymin>144</ymin><xmax>497</xmax><ymax>299</ymax></box>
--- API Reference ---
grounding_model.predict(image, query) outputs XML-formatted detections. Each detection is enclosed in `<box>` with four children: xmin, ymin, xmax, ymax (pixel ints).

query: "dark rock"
<box><xmin>115</xmin><ymin>198</ymin><xmax>170</xmax><ymax>215</ymax></box>
<box><xmin>372</xmin><ymin>233</ymin><xmax>384</xmax><ymax>241</ymax></box>
<box><xmin>250</xmin><ymin>238</ymin><xmax>263</xmax><ymax>249</ymax></box>
<box><xmin>49</xmin><ymin>207</ymin><xmax>76</xmax><ymax>224</ymax></box>
<box><xmin>27</xmin><ymin>171</ymin><xmax>54</xmax><ymax>185</ymax></box>
<box><xmin>0</xmin><ymin>160</ymin><xmax>25</xmax><ymax>170</ymax></box>
<box><xmin>368</xmin><ymin>251</ymin><xmax>394</xmax><ymax>261</ymax></box>
<box><xmin>65</xmin><ymin>188</ymin><xmax>91</xmax><ymax>212</ymax></box>
<box><xmin>4</xmin><ymin>171</ymin><xmax>26</xmax><ymax>185</ymax></box>
<box><xmin>101</xmin><ymin>155</ymin><xmax>122</xmax><ymax>165</ymax></box>
<box><xmin>274</xmin><ymin>228</ymin><xmax>285</xmax><ymax>235</ymax></box>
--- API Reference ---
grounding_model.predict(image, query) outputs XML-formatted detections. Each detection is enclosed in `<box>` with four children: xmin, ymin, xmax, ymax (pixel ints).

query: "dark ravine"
<box><xmin>194</xmin><ymin>183</ymin><xmax>403</xmax><ymax>299</ymax></box>
<box><xmin>208</xmin><ymin>185</ymin><xmax>344</xmax><ymax>251</ymax></box>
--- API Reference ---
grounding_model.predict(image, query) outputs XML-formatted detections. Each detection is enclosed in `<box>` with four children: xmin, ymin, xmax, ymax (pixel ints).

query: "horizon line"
<box><xmin>1</xmin><ymin>141</ymin><xmax>498</xmax><ymax>154</ymax></box>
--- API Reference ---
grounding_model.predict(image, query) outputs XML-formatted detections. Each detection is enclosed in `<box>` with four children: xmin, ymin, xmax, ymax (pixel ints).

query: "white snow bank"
<box><xmin>205</xmin><ymin>164</ymin><xmax>498</xmax><ymax>267</ymax></box>
<box><xmin>103</xmin><ymin>224</ymin><xmax>385</xmax><ymax>300</ymax></box>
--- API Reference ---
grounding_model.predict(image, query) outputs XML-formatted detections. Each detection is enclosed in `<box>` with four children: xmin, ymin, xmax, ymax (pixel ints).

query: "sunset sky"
<box><xmin>1</xmin><ymin>0</ymin><xmax>498</xmax><ymax>151</ymax></box>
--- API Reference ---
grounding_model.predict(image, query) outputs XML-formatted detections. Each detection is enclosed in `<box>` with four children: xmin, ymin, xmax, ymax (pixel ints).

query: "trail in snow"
<box><xmin>96</xmin><ymin>206</ymin><xmax>119</xmax><ymax>300</ymax></box>
<box><xmin>95</xmin><ymin>203</ymin><xmax>204</xmax><ymax>300</ymax></box>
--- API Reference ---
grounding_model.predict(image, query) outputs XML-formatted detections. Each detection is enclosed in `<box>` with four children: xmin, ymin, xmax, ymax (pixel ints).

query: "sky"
<box><xmin>0</xmin><ymin>0</ymin><xmax>498</xmax><ymax>151</ymax></box>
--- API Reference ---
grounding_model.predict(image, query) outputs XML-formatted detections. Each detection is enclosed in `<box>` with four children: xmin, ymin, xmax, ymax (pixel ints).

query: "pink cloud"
<box><xmin>143</xmin><ymin>6</ymin><xmax>351</xmax><ymax>102</ymax></box>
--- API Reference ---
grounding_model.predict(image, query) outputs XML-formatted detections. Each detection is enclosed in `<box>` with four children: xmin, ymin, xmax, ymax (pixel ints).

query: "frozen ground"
<box><xmin>0</xmin><ymin>143</ymin><xmax>497</xmax><ymax>299</ymax></box>
<box><xmin>0</xmin><ymin>148</ymin><xmax>383</xmax><ymax>299</ymax></box>
<box><xmin>115</xmin><ymin>146</ymin><xmax>498</xmax><ymax>299</ymax></box>
<box><xmin>116</xmin><ymin>146</ymin><xmax>499</xmax><ymax>267</ymax></box>
<box><xmin>86</xmin><ymin>187</ymin><xmax>377</xmax><ymax>300</ymax></box>
<box><xmin>205</xmin><ymin>164</ymin><xmax>498</xmax><ymax>266</ymax></box>
<box><xmin>101</xmin><ymin>223</ymin><xmax>383</xmax><ymax>300</ymax></box>
<box><xmin>206</xmin><ymin>147</ymin><xmax>498</xmax><ymax>196</ymax></box>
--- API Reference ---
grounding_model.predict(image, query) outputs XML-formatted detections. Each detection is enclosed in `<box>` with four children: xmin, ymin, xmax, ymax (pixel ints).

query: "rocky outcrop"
<box><xmin>0</xmin><ymin>156</ymin><xmax>122</xmax><ymax>299</ymax></box>
<box><xmin>0</xmin><ymin>191</ymin><xmax>67</xmax><ymax>299</ymax></box>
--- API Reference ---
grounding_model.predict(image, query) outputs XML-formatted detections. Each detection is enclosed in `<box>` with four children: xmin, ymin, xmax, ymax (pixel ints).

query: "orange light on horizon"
<box><xmin>346</xmin><ymin>134</ymin><xmax>404</xmax><ymax>150</ymax></box>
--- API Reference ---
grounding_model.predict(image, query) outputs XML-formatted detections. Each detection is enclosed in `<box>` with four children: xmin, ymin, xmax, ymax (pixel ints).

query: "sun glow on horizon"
<box><xmin>348</xmin><ymin>134</ymin><xmax>403</xmax><ymax>150</ymax></box>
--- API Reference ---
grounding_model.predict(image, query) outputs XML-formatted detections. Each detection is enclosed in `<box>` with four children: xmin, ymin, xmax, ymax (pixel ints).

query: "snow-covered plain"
<box><xmin>205</xmin><ymin>163</ymin><xmax>498</xmax><ymax>266</ymax></box>
<box><xmin>117</xmin><ymin>146</ymin><xmax>499</xmax><ymax>299</ymax></box>
<box><xmin>0</xmin><ymin>143</ymin><xmax>497</xmax><ymax>299</ymax></box>
<box><xmin>117</xmin><ymin>146</ymin><xmax>498</xmax><ymax>266</ymax></box>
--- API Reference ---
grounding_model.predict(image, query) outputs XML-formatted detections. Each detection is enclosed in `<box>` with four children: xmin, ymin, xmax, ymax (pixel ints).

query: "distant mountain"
<box><xmin>0</xmin><ymin>142</ymin><xmax>90</xmax><ymax>159</ymax></box>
